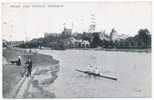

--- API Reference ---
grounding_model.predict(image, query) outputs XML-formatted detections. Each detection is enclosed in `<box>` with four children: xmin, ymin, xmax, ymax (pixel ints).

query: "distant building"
<box><xmin>81</xmin><ymin>40</ymin><xmax>90</xmax><ymax>48</ymax></box>
<box><xmin>65</xmin><ymin>37</ymin><xmax>90</xmax><ymax>48</ymax></box>
<box><xmin>62</xmin><ymin>28</ymin><xmax>72</xmax><ymax>36</ymax></box>
<box><xmin>118</xmin><ymin>34</ymin><xmax>130</xmax><ymax>40</ymax></box>
<box><xmin>44</xmin><ymin>33</ymin><xmax>59</xmax><ymax>38</ymax></box>
<box><xmin>110</xmin><ymin>28</ymin><xmax>118</xmax><ymax>41</ymax></box>
<box><xmin>68</xmin><ymin>37</ymin><xmax>81</xmax><ymax>48</ymax></box>
<box><xmin>99</xmin><ymin>31</ymin><xmax>110</xmax><ymax>41</ymax></box>
<box><xmin>110</xmin><ymin>28</ymin><xmax>129</xmax><ymax>41</ymax></box>
<box><xmin>62</xmin><ymin>22</ymin><xmax>72</xmax><ymax>36</ymax></box>
<box><xmin>44</xmin><ymin>33</ymin><xmax>50</xmax><ymax>38</ymax></box>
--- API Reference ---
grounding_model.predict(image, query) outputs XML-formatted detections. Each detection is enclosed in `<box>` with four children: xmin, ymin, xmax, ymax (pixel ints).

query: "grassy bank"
<box><xmin>3</xmin><ymin>48</ymin><xmax>59</xmax><ymax>98</ymax></box>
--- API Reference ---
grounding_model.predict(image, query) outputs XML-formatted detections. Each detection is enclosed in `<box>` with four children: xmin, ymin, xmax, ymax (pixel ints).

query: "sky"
<box><xmin>2</xmin><ymin>1</ymin><xmax>152</xmax><ymax>41</ymax></box>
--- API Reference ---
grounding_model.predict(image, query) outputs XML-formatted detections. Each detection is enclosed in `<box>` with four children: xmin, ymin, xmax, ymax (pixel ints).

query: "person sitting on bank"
<box><xmin>10</xmin><ymin>56</ymin><xmax>21</xmax><ymax>66</ymax></box>
<box><xmin>25</xmin><ymin>58</ymin><xmax>32</xmax><ymax>77</ymax></box>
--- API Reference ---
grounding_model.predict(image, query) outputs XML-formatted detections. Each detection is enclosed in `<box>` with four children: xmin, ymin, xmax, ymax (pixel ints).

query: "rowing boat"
<box><xmin>75</xmin><ymin>69</ymin><xmax>117</xmax><ymax>81</ymax></box>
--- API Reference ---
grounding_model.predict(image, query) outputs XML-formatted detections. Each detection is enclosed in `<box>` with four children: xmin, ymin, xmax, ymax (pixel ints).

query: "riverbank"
<box><xmin>36</xmin><ymin>47</ymin><xmax>151</xmax><ymax>53</ymax></box>
<box><xmin>68</xmin><ymin>48</ymin><xmax>151</xmax><ymax>53</ymax></box>
<box><xmin>3</xmin><ymin>48</ymin><xmax>60</xmax><ymax>98</ymax></box>
<box><xmin>101</xmin><ymin>48</ymin><xmax>151</xmax><ymax>53</ymax></box>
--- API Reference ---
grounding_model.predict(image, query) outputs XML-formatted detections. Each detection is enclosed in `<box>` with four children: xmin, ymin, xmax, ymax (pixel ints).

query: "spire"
<box><xmin>88</xmin><ymin>14</ymin><xmax>96</xmax><ymax>33</ymax></box>
<box><xmin>63</xmin><ymin>23</ymin><xmax>66</xmax><ymax>29</ymax></box>
<box><xmin>71</xmin><ymin>22</ymin><xmax>74</xmax><ymax>31</ymax></box>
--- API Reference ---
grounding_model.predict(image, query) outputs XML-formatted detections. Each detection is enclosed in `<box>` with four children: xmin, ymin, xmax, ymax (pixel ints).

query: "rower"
<box><xmin>94</xmin><ymin>67</ymin><xmax>99</xmax><ymax>74</ymax></box>
<box><xmin>87</xmin><ymin>65</ymin><xmax>100</xmax><ymax>74</ymax></box>
<box><xmin>87</xmin><ymin>65</ymin><xmax>95</xmax><ymax>72</ymax></box>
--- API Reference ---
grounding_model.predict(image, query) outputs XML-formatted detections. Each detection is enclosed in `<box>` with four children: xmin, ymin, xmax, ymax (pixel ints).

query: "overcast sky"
<box><xmin>2</xmin><ymin>1</ymin><xmax>152</xmax><ymax>41</ymax></box>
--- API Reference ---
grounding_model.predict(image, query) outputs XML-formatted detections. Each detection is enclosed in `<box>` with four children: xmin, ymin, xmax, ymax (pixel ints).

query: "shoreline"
<box><xmin>98</xmin><ymin>48</ymin><xmax>151</xmax><ymax>53</ymax></box>
<box><xmin>68</xmin><ymin>48</ymin><xmax>151</xmax><ymax>53</ymax></box>
<box><xmin>38</xmin><ymin>47</ymin><xmax>151</xmax><ymax>53</ymax></box>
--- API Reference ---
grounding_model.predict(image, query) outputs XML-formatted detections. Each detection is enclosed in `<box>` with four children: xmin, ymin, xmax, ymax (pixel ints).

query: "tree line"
<box><xmin>91</xmin><ymin>28</ymin><xmax>151</xmax><ymax>49</ymax></box>
<box><xmin>16</xmin><ymin>28</ymin><xmax>151</xmax><ymax>50</ymax></box>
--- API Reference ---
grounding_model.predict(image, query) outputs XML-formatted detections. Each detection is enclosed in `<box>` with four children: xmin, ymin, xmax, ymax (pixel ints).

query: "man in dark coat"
<box><xmin>25</xmin><ymin>58</ymin><xmax>32</xmax><ymax>77</ymax></box>
<box><xmin>16</xmin><ymin>56</ymin><xmax>21</xmax><ymax>66</ymax></box>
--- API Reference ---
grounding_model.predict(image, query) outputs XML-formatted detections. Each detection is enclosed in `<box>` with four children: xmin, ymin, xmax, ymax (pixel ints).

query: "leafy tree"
<box><xmin>135</xmin><ymin>28</ymin><xmax>151</xmax><ymax>48</ymax></box>
<box><xmin>91</xmin><ymin>33</ymin><xmax>102</xmax><ymax>48</ymax></box>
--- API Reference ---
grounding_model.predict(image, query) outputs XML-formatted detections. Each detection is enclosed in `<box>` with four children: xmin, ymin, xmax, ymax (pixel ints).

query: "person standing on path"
<box><xmin>17</xmin><ymin>56</ymin><xmax>22</xmax><ymax>66</ymax></box>
<box><xmin>25</xmin><ymin>57</ymin><xmax>32</xmax><ymax>77</ymax></box>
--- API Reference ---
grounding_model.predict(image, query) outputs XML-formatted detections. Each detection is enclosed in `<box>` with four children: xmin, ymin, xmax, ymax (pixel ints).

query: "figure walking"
<box><xmin>25</xmin><ymin>57</ymin><xmax>32</xmax><ymax>77</ymax></box>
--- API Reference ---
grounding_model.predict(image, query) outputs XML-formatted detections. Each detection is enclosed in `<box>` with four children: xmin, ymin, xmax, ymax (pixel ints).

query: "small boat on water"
<box><xmin>75</xmin><ymin>69</ymin><xmax>117</xmax><ymax>81</ymax></box>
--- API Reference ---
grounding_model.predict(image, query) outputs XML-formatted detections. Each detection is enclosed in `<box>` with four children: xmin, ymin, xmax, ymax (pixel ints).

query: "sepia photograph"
<box><xmin>2</xmin><ymin>1</ymin><xmax>152</xmax><ymax>98</ymax></box>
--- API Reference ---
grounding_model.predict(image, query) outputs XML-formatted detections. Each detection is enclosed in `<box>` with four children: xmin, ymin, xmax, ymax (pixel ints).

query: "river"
<box><xmin>38</xmin><ymin>49</ymin><xmax>151</xmax><ymax>98</ymax></box>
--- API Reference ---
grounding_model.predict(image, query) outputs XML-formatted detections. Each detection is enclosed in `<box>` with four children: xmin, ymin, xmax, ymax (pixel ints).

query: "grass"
<box><xmin>3</xmin><ymin>48</ymin><xmax>59</xmax><ymax>98</ymax></box>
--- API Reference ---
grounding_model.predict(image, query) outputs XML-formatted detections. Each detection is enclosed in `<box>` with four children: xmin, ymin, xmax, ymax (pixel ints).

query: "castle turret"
<box><xmin>88</xmin><ymin>14</ymin><xmax>96</xmax><ymax>33</ymax></box>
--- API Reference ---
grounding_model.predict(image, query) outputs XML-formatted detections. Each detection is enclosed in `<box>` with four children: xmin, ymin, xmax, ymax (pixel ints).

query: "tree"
<box><xmin>91</xmin><ymin>33</ymin><xmax>102</xmax><ymax>48</ymax></box>
<box><xmin>135</xmin><ymin>28</ymin><xmax>151</xmax><ymax>48</ymax></box>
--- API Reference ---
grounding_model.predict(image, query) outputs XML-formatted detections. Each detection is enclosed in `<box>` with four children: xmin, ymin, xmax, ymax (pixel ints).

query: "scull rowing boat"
<box><xmin>75</xmin><ymin>69</ymin><xmax>117</xmax><ymax>81</ymax></box>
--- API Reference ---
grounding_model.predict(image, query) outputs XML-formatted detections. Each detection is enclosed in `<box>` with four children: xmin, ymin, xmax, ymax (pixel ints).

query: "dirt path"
<box><xmin>10</xmin><ymin>63</ymin><xmax>59</xmax><ymax>98</ymax></box>
<box><xmin>11</xmin><ymin>68</ymin><xmax>37</xmax><ymax>98</ymax></box>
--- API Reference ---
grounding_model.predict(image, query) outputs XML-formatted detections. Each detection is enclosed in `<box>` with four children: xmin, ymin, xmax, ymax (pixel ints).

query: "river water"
<box><xmin>38</xmin><ymin>49</ymin><xmax>151</xmax><ymax>98</ymax></box>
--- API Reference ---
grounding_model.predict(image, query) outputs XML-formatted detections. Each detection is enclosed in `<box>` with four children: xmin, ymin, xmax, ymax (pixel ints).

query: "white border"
<box><xmin>0</xmin><ymin>0</ymin><xmax>153</xmax><ymax>100</ymax></box>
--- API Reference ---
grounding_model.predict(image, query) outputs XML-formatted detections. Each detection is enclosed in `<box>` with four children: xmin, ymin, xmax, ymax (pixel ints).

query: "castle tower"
<box><xmin>88</xmin><ymin>14</ymin><xmax>96</xmax><ymax>33</ymax></box>
<box><xmin>62</xmin><ymin>22</ymin><xmax>72</xmax><ymax>36</ymax></box>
